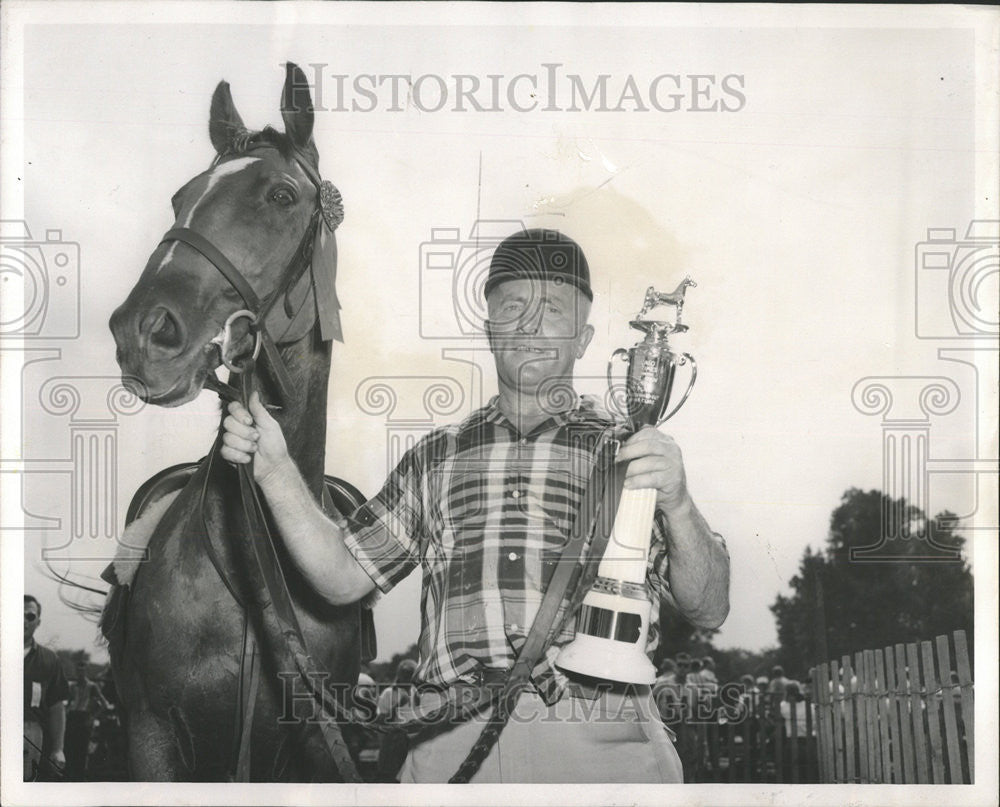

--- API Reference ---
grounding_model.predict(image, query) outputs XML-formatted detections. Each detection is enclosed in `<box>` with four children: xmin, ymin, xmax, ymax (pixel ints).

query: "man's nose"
<box><xmin>516</xmin><ymin>304</ymin><xmax>543</xmax><ymax>334</ymax></box>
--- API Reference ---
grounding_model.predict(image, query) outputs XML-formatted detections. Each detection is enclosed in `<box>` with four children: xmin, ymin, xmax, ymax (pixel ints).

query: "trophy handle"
<box><xmin>658</xmin><ymin>353</ymin><xmax>697</xmax><ymax>424</ymax></box>
<box><xmin>607</xmin><ymin>348</ymin><xmax>629</xmax><ymax>416</ymax></box>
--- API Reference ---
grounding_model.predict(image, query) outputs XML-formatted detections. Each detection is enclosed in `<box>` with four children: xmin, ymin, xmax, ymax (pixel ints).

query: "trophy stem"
<box><xmin>555</xmin><ymin>484</ymin><xmax>658</xmax><ymax>685</ymax></box>
<box><xmin>598</xmin><ymin>487</ymin><xmax>656</xmax><ymax>583</ymax></box>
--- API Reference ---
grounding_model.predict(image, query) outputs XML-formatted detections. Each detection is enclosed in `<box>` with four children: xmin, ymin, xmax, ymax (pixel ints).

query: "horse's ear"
<box><xmin>209</xmin><ymin>80</ymin><xmax>246</xmax><ymax>154</ymax></box>
<box><xmin>280</xmin><ymin>62</ymin><xmax>314</xmax><ymax>149</ymax></box>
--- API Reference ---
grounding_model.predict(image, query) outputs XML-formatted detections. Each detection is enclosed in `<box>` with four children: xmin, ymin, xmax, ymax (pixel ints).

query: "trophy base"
<box><xmin>555</xmin><ymin>633</ymin><xmax>657</xmax><ymax>685</ymax></box>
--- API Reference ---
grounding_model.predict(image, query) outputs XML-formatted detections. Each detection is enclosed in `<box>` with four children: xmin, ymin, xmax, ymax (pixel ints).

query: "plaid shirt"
<box><xmin>344</xmin><ymin>395</ymin><xmax>693</xmax><ymax>702</ymax></box>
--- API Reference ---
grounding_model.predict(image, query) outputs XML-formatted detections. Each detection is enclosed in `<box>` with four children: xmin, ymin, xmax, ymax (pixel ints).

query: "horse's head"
<box><xmin>110</xmin><ymin>63</ymin><xmax>341</xmax><ymax>407</ymax></box>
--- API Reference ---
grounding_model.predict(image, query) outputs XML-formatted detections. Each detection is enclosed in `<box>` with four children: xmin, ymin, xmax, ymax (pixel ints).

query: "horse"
<box><xmin>102</xmin><ymin>63</ymin><xmax>373</xmax><ymax>782</ymax></box>
<box><xmin>640</xmin><ymin>277</ymin><xmax>697</xmax><ymax>330</ymax></box>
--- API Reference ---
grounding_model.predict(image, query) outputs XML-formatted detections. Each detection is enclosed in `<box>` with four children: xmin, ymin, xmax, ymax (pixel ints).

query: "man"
<box><xmin>767</xmin><ymin>665</ymin><xmax>791</xmax><ymax>699</ymax></box>
<box><xmin>652</xmin><ymin>658</ymin><xmax>683</xmax><ymax>725</ymax></box>
<box><xmin>23</xmin><ymin>595</ymin><xmax>69</xmax><ymax>780</ymax></box>
<box><xmin>65</xmin><ymin>658</ymin><xmax>112</xmax><ymax>780</ymax></box>
<box><xmin>221</xmin><ymin>228</ymin><xmax>730</xmax><ymax>783</ymax></box>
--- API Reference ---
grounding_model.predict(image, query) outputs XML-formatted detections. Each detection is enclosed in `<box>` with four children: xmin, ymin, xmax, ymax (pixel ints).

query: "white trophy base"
<box><xmin>555</xmin><ymin>632</ymin><xmax>657</xmax><ymax>685</ymax></box>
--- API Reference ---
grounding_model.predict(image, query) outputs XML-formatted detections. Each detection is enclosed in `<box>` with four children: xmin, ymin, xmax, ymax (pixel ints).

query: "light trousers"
<box><xmin>398</xmin><ymin>684</ymin><xmax>683</xmax><ymax>784</ymax></box>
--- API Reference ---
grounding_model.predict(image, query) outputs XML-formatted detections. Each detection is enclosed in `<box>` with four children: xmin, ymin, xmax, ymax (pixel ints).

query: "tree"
<box><xmin>771</xmin><ymin>488</ymin><xmax>974</xmax><ymax>677</ymax></box>
<box><xmin>653</xmin><ymin>606</ymin><xmax>720</xmax><ymax>670</ymax></box>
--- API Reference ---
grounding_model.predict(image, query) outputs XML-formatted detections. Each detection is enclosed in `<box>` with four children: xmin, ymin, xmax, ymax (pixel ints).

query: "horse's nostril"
<box><xmin>153</xmin><ymin>313</ymin><xmax>176</xmax><ymax>344</ymax></box>
<box><xmin>143</xmin><ymin>306</ymin><xmax>186</xmax><ymax>354</ymax></box>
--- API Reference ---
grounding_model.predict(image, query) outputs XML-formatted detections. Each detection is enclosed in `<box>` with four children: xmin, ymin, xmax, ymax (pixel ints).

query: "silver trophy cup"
<box><xmin>556</xmin><ymin>280</ymin><xmax>697</xmax><ymax>684</ymax></box>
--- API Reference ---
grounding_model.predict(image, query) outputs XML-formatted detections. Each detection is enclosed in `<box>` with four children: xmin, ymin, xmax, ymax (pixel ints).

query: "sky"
<box><xmin>2</xmin><ymin>0</ymin><xmax>997</xmax><ymax>711</ymax></box>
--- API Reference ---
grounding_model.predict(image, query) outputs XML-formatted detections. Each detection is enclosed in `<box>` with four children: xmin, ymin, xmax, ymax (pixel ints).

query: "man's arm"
<box><xmin>221</xmin><ymin>394</ymin><xmax>376</xmax><ymax>606</ymax></box>
<box><xmin>91</xmin><ymin>682</ymin><xmax>112</xmax><ymax>712</ymax></box>
<box><xmin>47</xmin><ymin>701</ymin><xmax>66</xmax><ymax>768</ymax></box>
<box><xmin>617</xmin><ymin>426</ymin><xmax>730</xmax><ymax>629</ymax></box>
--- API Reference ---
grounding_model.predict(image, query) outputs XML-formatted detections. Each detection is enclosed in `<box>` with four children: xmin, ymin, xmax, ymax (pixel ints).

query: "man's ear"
<box><xmin>576</xmin><ymin>323</ymin><xmax>595</xmax><ymax>358</ymax></box>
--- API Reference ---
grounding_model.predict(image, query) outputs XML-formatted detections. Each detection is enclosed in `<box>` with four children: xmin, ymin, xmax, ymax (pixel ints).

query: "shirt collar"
<box><xmin>483</xmin><ymin>393</ymin><xmax>613</xmax><ymax>434</ymax></box>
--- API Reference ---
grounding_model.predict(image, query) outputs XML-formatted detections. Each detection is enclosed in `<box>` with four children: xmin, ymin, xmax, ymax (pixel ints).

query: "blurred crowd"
<box><xmin>23</xmin><ymin>595</ymin><xmax>125</xmax><ymax>782</ymax></box>
<box><xmin>649</xmin><ymin>653</ymin><xmax>818</xmax><ymax>782</ymax></box>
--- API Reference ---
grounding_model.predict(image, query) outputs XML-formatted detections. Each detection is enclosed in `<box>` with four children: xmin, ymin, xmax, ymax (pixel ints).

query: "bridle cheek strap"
<box><xmin>161</xmin><ymin>212</ymin><xmax>318</xmax><ymax>404</ymax></box>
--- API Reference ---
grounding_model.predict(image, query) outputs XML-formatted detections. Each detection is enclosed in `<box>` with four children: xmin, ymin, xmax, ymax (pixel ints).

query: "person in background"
<box><xmin>699</xmin><ymin>656</ymin><xmax>719</xmax><ymax>710</ymax></box>
<box><xmin>765</xmin><ymin>665</ymin><xmax>790</xmax><ymax>721</ymax></box>
<box><xmin>652</xmin><ymin>658</ymin><xmax>683</xmax><ymax>725</ymax></box>
<box><xmin>675</xmin><ymin>652</ymin><xmax>692</xmax><ymax>684</ymax></box>
<box><xmin>738</xmin><ymin>673</ymin><xmax>759</xmax><ymax>720</ymax></box>
<box><xmin>23</xmin><ymin>595</ymin><xmax>68</xmax><ymax>780</ymax></box>
<box><xmin>65</xmin><ymin>658</ymin><xmax>112</xmax><ymax>780</ymax></box>
<box><xmin>355</xmin><ymin>671</ymin><xmax>377</xmax><ymax>710</ymax></box>
<box><xmin>767</xmin><ymin>665</ymin><xmax>790</xmax><ymax>699</ymax></box>
<box><xmin>780</xmin><ymin>681</ymin><xmax>812</xmax><ymax>738</ymax></box>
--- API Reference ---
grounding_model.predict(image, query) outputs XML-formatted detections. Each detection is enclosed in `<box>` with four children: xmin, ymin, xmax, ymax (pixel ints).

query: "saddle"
<box><xmin>99</xmin><ymin>463</ymin><xmax>377</xmax><ymax>663</ymax></box>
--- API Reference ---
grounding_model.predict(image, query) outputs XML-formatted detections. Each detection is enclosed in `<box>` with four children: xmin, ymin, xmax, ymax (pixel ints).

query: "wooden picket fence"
<box><xmin>673</xmin><ymin>692</ymin><xmax>820</xmax><ymax>783</ymax></box>
<box><xmin>811</xmin><ymin>630</ymin><xmax>974</xmax><ymax>784</ymax></box>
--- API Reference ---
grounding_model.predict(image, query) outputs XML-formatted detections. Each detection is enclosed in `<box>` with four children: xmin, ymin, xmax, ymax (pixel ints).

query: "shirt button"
<box><xmin>510</xmin><ymin>623</ymin><xmax>519</xmax><ymax>632</ymax></box>
<box><xmin>511</xmin><ymin>490</ymin><xmax>521</xmax><ymax>499</ymax></box>
<box><xmin>508</xmin><ymin>552</ymin><xmax>518</xmax><ymax>561</ymax></box>
<box><xmin>519</xmin><ymin>438</ymin><xmax>528</xmax><ymax>445</ymax></box>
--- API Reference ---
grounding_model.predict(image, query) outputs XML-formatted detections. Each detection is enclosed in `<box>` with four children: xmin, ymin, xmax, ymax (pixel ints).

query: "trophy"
<box><xmin>556</xmin><ymin>278</ymin><xmax>698</xmax><ymax>684</ymax></box>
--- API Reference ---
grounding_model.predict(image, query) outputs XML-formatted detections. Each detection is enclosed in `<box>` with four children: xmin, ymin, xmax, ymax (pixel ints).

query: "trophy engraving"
<box><xmin>557</xmin><ymin>280</ymin><xmax>698</xmax><ymax>684</ymax></box>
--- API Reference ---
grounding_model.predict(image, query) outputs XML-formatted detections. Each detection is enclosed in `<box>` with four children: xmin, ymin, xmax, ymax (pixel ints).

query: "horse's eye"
<box><xmin>270</xmin><ymin>187</ymin><xmax>296</xmax><ymax>206</ymax></box>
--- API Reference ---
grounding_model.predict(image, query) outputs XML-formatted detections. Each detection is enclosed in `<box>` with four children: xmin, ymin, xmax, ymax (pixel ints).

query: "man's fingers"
<box><xmin>222</xmin><ymin>431</ymin><xmax>257</xmax><ymax>454</ymax></box>
<box><xmin>248</xmin><ymin>391</ymin><xmax>275</xmax><ymax>424</ymax></box>
<box><xmin>623</xmin><ymin>455</ymin><xmax>671</xmax><ymax>477</ymax></box>
<box><xmin>227</xmin><ymin>400</ymin><xmax>253</xmax><ymax>426</ymax></box>
<box><xmin>616</xmin><ymin>429</ymin><xmax>677</xmax><ymax>463</ymax></box>
<box><xmin>220</xmin><ymin>444</ymin><xmax>251</xmax><ymax>464</ymax></box>
<box><xmin>223</xmin><ymin>414</ymin><xmax>259</xmax><ymax>441</ymax></box>
<box><xmin>624</xmin><ymin>471</ymin><xmax>671</xmax><ymax>490</ymax></box>
<box><xmin>623</xmin><ymin>456</ymin><xmax>672</xmax><ymax>489</ymax></box>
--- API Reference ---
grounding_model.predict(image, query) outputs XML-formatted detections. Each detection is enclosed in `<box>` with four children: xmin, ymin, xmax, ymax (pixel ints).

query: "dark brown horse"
<box><xmin>103</xmin><ymin>64</ymin><xmax>370</xmax><ymax>781</ymax></box>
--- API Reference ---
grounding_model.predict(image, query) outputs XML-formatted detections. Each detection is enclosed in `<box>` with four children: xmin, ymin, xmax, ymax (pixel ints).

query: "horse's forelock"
<box><xmin>221</xmin><ymin>126</ymin><xmax>319</xmax><ymax>173</ymax></box>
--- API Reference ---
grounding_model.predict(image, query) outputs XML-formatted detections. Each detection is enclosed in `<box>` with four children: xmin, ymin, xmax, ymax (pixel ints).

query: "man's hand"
<box><xmin>617</xmin><ymin>425</ymin><xmax>730</xmax><ymax>630</ymax></box>
<box><xmin>616</xmin><ymin>425</ymin><xmax>688</xmax><ymax>513</ymax></box>
<box><xmin>220</xmin><ymin>392</ymin><xmax>292</xmax><ymax>485</ymax></box>
<box><xmin>47</xmin><ymin>749</ymin><xmax>65</xmax><ymax>776</ymax></box>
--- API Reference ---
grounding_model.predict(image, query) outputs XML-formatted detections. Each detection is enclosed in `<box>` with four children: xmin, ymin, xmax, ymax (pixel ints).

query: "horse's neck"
<box><xmin>246</xmin><ymin>328</ymin><xmax>331</xmax><ymax>497</ymax></box>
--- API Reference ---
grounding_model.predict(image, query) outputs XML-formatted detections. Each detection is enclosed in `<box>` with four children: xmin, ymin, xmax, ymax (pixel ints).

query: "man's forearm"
<box><xmin>661</xmin><ymin>494</ymin><xmax>730</xmax><ymax>629</ymax></box>
<box><xmin>256</xmin><ymin>459</ymin><xmax>376</xmax><ymax>605</ymax></box>
<box><xmin>47</xmin><ymin>702</ymin><xmax>66</xmax><ymax>753</ymax></box>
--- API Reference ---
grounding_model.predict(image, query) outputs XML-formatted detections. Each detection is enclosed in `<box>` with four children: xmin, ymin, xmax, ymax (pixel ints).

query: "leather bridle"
<box><xmin>158</xmin><ymin>149</ymin><xmax>325</xmax><ymax>404</ymax></box>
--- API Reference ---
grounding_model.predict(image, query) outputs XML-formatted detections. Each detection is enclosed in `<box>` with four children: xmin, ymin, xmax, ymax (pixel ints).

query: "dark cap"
<box><xmin>484</xmin><ymin>228</ymin><xmax>592</xmax><ymax>302</ymax></box>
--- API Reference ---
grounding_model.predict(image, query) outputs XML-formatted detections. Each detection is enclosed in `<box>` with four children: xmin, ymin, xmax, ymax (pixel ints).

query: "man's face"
<box><xmin>485</xmin><ymin>278</ymin><xmax>594</xmax><ymax>406</ymax></box>
<box><xmin>76</xmin><ymin>662</ymin><xmax>87</xmax><ymax>680</ymax></box>
<box><xmin>24</xmin><ymin>600</ymin><xmax>40</xmax><ymax>644</ymax></box>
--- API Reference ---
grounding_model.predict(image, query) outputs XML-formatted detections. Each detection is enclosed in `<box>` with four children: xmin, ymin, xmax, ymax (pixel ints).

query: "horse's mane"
<box><xmin>220</xmin><ymin>125</ymin><xmax>320</xmax><ymax>172</ymax></box>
